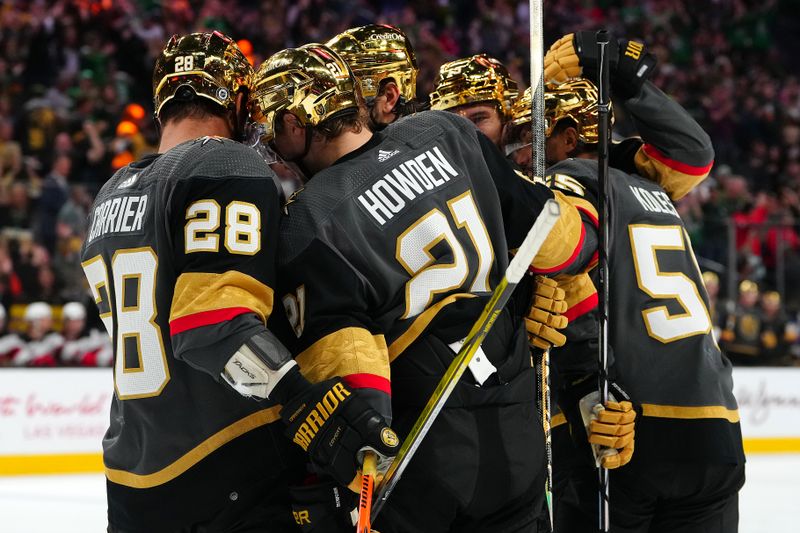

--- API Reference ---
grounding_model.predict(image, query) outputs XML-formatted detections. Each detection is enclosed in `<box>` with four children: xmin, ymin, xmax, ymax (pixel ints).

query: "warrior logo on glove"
<box><xmin>290</xmin><ymin>382</ymin><xmax>351</xmax><ymax>451</ymax></box>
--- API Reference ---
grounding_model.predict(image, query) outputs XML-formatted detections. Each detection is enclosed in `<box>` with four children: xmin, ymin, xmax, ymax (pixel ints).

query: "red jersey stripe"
<box><xmin>170</xmin><ymin>307</ymin><xmax>253</xmax><ymax>336</ymax></box>
<box><xmin>343</xmin><ymin>373</ymin><xmax>392</xmax><ymax>396</ymax></box>
<box><xmin>642</xmin><ymin>144</ymin><xmax>714</xmax><ymax>176</ymax></box>
<box><xmin>564</xmin><ymin>292</ymin><xmax>599</xmax><ymax>322</ymax></box>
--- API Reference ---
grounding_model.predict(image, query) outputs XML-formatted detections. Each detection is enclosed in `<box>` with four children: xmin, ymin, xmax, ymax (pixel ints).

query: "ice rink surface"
<box><xmin>0</xmin><ymin>454</ymin><xmax>797</xmax><ymax>532</ymax></box>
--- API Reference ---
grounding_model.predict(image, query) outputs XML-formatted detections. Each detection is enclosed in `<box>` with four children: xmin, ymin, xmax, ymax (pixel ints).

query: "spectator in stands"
<box><xmin>35</xmin><ymin>154</ymin><xmax>70</xmax><ymax>253</ymax></box>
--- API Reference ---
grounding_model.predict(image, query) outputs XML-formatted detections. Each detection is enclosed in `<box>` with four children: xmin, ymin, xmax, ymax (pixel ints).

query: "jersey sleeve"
<box><xmin>477</xmin><ymin>133</ymin><xmax>598</xmax><ymax>276</ymax></box>
<box><xmin>279</xmin><ymin>234</ymin><xmax>392</xmax><ymax>420</ymax></box>
<box><xmin>166</xmin><ymin>144</ymin><xmax>283</xmax><ymax>379</ymax></box>
<box><xmin>612</xmin><ymin>81</ymin><xmax>714</xmax><ymax>200</ymax></box>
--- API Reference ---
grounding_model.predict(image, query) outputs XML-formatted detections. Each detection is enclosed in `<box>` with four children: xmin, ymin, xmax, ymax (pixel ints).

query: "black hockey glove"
<box><xmin>613</xmin><ymin>37</ymin><xmax>658</xmax><ymax>99</ymax></box>
<box><xmin>544</xmin><ymin>31</ymin><xmax>657</xmax><ymax>99</ymax></box>
<box><xmin>559</xmin><ymin>374</ymin><xmax>640</xmax><ymax>469</ymax></box>
<box><xmin>289</xmin><ymin>480</ymin><xmax>359</xmax><ymax>532</ymax></box>
<box><xmin>278</xmin><ymin>372</ymin><xmax>400</xmax><ymax>490</ymax></box>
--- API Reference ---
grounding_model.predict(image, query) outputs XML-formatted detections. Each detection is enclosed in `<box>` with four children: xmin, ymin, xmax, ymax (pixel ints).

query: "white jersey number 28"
<box><xmin>82</xmin><ymin>248</ymin><xmax>170</xmax><ymax>399</ymax></box>
<box><xmin>629</xmin><ymin>224</ymin><xmax>711</xmax><ymax>343</ymax></box>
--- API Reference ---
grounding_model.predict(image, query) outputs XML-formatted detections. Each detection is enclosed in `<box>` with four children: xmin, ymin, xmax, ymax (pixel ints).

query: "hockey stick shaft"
<box><xmin>356</xmin><ymin>451</ymin><xmax>377</xmax><ymax>533</ymax></box>
<box><xmin>371</xmin><ymin>198</ymin><xmax>562</xmax><ymax>520</ymax></box>
<box><xmin>539</xmin><ymin>347</ymin><xmax>554</xmax><ymax>527</ymax></box>
<box><xmin>596</xmin><ymin>29</ymin><xmax>612</xmax><ymax>533</ymax></box>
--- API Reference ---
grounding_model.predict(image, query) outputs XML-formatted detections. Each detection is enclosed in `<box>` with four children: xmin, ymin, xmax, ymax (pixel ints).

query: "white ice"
<box><xmin>0</xmin><ymin>454</ymin><xmax>797</xmax><ymax>532</ymax></box>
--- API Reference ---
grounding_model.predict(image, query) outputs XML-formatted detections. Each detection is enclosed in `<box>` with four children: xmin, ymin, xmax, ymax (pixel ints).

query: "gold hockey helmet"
<box><xmin>429</xmin><ymin>54</ymin><xmax>519</xmax><ymax>117</ymax></box>
<box><xmin>739</xmin><ymin>280</ymin><xmax>759</xmax><ymax>295</ymax></box>
<box><xmin>326</xmin><ymin>24</ymin><xmax>418</xmax><ymax>104</ymax></box>
<box><xmin>510</xmin><ymin>86</ymin><xmax>532</xmax><ymax>127</ymax></box>
<box><xmin>544</xmin><ymin>77</ymin><xmax>611</xmax><ymax>144</ymax></box>
<box><xmin>702</xmin><ymin>271</ymin><xmax>719</xmax><ymax>286</ymax></box>
<box><xmin>249</xmin><ymin>44</ymin><xmax>359</xmax><ymax>143</ymax></box>
<box><xmin>152</xmin><ymin>31</ymin><xmax>253</xmax><ymax>119</ymax></box>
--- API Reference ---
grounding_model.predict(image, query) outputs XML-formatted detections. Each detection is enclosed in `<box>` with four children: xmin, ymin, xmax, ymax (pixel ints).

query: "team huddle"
<box><xmin>80</xmin><ymin>24</ymin><xmax>744</xmax><ymax>533</ymax></box>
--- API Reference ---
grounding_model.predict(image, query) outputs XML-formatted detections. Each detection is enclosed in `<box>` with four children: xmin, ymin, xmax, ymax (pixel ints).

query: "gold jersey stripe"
<box><xmin>296</xmin><ymin>327</ymin><xmax>391</xmax><ymax>384</ymax></box>
<box><xmin>105</xmin><ymin>407</ymin><xmax>281</xmax><ymax>488</ymax></box>
<box><xmin>388</xmin><ymin>293</ymin><xmax>477</xmax><ymax>361</ymax></box>
<box><xmin>170</xmin><ymin>271</ymin><xmax>274</xmax><ymax>323</ymax></box>
<box><xmin>555</xmin><ymin>272</ymin><xmax>597</xmax><ymax>309</ymax></box>
<box><xmin>552</xmin><ymin>413</ymin><xmax>567</xmax><ymax>428</ymax></box>
<box><xmin>559</xmin><ymin>195</ymin><xmax>599</xmax><ymax>225</ymax></box>
<box><xmin>530</xmin><ymin>191</ymin><xmax>585</xmax><ymax>272</ymax></box>
<box><xmin>642</xmin><ymin>403</ymin><xmax>740</xmax><ymax>423</ymax></box>
<box><xmin>634</xmin><ymin>148</ymin><xmax>708</xmax><ymax>201</ymax></box>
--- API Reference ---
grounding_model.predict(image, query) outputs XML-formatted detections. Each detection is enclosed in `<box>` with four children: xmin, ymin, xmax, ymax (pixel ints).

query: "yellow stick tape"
<box><xmin>0</xmin><ymin>453</ymin><xmax>103</xmax><ymax>475</ymax></box>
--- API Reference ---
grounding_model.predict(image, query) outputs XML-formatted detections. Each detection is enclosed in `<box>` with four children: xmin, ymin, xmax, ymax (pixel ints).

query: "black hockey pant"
<box><xmin>554</xmin><ymin>461</ymin><xmax>744</xmax><ymax>532</ymax></box>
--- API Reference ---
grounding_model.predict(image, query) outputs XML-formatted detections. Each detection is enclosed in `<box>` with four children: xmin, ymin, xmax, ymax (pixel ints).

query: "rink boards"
<box><xmin>0</xmin><ymin>367</ymin><xmax>798</xmax><ymax>475</ymax></box>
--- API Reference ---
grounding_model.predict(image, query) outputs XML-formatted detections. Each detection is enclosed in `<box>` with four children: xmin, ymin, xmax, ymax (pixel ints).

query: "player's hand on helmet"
<box><xmin>280</xmin><ymin>377</ymin><xmax>400</xmax><ymax>490</ymax></box>
<box><xmin>561</xmin><ymin>376</ymin><xmax>639</xmax><ymax>469</ymax></box>
<box><xmin>544</xmin><ymin>31</ymin><xmax>657</xmax><ymax>99</ymax></box>
<box><xmin>525</xmin><ymin>276</ymin><xmax>568</xmax><ymax>350</ymax></box>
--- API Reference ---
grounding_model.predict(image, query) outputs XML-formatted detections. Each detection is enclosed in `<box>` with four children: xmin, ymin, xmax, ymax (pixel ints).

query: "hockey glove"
<box><xmin>544</xmin><ymin>31</ymin><xmax>657</xmax><ymax>99</ymax></box>
<box><xmin>561</xmin><ymin>375</ymin><xmax>638</xmax><ymax>469</ymax></box>
<box><xmin>290</xmin><ymin>480</ymin><xmax>359</xmax><ymax>532</ymax></box>
<box><xmin>525</xmin><ymin>276</ymin><xmax>568</xmax><ymax>350</ymax></box>
<box><xmin>280</xmin><ymin>376</ymin><xmax>400</xmax><ymax>490</ymax></box>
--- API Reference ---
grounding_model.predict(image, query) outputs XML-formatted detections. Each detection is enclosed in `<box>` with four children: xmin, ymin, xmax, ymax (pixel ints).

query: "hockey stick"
<box><xmin>356</xmin><ymin>452</ymin><xmax>377</xmax><ymax>533</ymax></box>
<box><xmin>596</xmin><ymin>29</ymin><xmax>612</xmax><ymax>533</ymax></box>
<box><xmin>371</xmin><ymin>198</ymin><xmax>562</xmax><ymax>520</ymax></box>
<box><xmin>528</xmin><ymin>0</ymin><xmax>553</xmax><ymax>527</ymax></box>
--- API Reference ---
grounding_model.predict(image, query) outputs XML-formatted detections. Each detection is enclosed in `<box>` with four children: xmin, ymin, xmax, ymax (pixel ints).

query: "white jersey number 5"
<box><xmin>629</xmin><ymin>225</ymin><xmax>711</xmax><ymax>343</ymax></box>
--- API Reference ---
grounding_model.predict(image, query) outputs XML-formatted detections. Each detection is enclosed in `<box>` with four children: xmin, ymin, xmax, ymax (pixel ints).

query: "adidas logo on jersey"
<box><xmin>117</xmin><ymin>173</ymin><xmax>138</xmax><ymax>189</ymax></box>
<box><xmin>377</xmin><ymin>149</ymin><xmax>400</xmax><ymax>162</ymax></box>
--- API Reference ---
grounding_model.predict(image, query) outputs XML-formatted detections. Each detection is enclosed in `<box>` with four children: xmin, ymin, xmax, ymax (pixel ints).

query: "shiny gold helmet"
<box><xmin>429</xmin><ymin>55</ymin><xmax>519</xmax><ymax>117</ymax></box>
<box><xmin>249</xmin><ymin>44</ymin><xmax>359</xmax><ymax>143</ymax></box>
<box><xmin>510</xmin><ymin>86</ymin><xmax>532</xmax><ymax>127</ymax></box>
<box><xmin>326</xmin><ymin>24</ymin><xmax>418</xmax><ymax>104</ymax></box>
<box><xmin>739</xmin><ymin>280</ymin><xmax>759</xmax><ymax>295</ymax></box>
<box><xmin>702</xmin><ymin>271</ymin><xmax>719</xmax><ymax>286</ymax></box>
<box><xmin>152</xmin><ymin>31</ymin><xmax>252</xmax><ymax>120</ymax></box>
<box><xmin>544</xmin><ymin>77</ymin><xmax>611</xmax><ymax>144</ymax></box>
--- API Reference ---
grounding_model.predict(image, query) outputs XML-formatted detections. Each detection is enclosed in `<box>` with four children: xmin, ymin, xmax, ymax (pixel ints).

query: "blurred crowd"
<box><xmin>1</xmin><ymin>0</ymin><xmax>799</xmax><ymax>365</ymax></box>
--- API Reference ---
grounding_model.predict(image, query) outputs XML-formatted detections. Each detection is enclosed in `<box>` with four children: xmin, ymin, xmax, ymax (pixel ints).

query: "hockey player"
<box><xmin>249</xmin><ymin>43</ymin><xmax>592</xmax><ymax>532</ymax></box>
<box><xmin>80</xmin><ymin>32</ymin><xmax>395</xmax><ymax>532</ymax></box>
<box><xmin>720</xmin><ymin>280</ymin><xmax>765</xmax><ymax>364</ymax></box>
<box><xmin>0</xmin><ymin>304</ymin><xmax>25</xmax><ymax>366</ymax></box>
<box><xmin>326</xmin><ymin>24</ymin><xmax>423</xmax><ymax>129</ymax></box>
<box><xmin>536</xmin><ymin>32</ymin><xmax>744</xmax><ymax>532</ymax></box>
<box><xmin>430</xmin><ymin>54</ymin><xmax>519</xmax><ymax>148</ymax></box>
<box><xmin>14</xmin><ymin>301</ymin><xmax>63</xmax><ymax>366</ymax></box>
<box><xmin>59</xmin><ymin>301</ymin><xmax>113</xmax><ymax>367</ymax></box>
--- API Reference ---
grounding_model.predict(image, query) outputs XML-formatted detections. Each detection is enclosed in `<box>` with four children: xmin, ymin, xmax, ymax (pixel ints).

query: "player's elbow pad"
<box><xmin>221</xmin><ymin>329</ymin><xmax>297</xmax><ymax>400</ymax></box>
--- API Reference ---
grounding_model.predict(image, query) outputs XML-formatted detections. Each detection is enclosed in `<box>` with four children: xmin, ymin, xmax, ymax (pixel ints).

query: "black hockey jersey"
<box><xmin>80</xmin><ymin>137</ymin><xmax>288</xmax><ymax>488</ymax></box>
<box><xmin>548</xmin><ymin>157</ymin><xmax>743</xmax><ymax>464</ymax></box>
<box><xmin>276</xmin><ymin>111</ymin><xmax>586</xmax><ymax>416</ymax></box>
